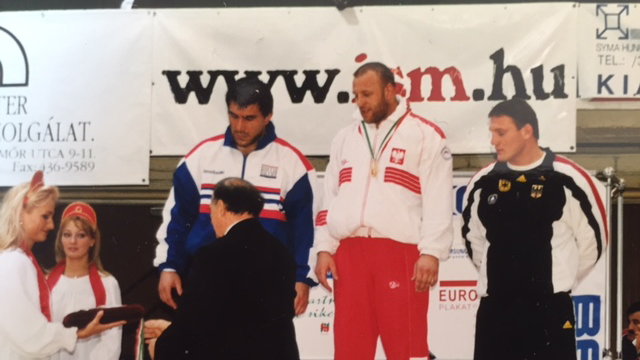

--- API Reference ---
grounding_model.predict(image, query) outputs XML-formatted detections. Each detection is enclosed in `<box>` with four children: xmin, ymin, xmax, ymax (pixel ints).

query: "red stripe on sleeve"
<box><xmin>339</xmin><ymin>168</ymin><xmax>352</xmax><ymax>186</ymax></box>
<box><xmin>411</xmin><ymin>112</ymin><xmax>447</xmax><ymax>139</ymax></box>
<box><xmin>255</xmin><ymin>186</ymin><xmax>282</xmax><ymax>195</ymax></box>
<box><xmin>384</xmin><ymin>167</ymin><xmax>422</xmax><ymax>194</ymax></box>
<box><xmin>555</xmin><ymin>156</ymin><xmax>609</xmax><ymax>243</ymax></box>
<box><xmin>186</xmin><ymin>135</ymin><xmax>225</xmax><ymax>158</ymax></box>
<box><xmin>316</xmin><ymin>210</ymin><xmax>328</xmax><ymax>226</ymax></box>
<box><xmin>260</xmin><ymin>209</ymin><xmax>287</xmax><ymax>221</ymax></box>
<box><xmin>275</xmin><ymin>138</ymin><xmax>314</xmax><ymax>171</ymax></box>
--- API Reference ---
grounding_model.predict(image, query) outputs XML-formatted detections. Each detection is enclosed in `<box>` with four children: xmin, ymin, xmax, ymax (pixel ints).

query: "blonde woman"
<box><xmin>48</xmin><ymin>202</ymin><xmax>122</xmax><ymax>360</ymax></box>
<box><xmin>0</xmin><ymin>171</ymin><xmax>124</xmax><ymax>360</ymax></box>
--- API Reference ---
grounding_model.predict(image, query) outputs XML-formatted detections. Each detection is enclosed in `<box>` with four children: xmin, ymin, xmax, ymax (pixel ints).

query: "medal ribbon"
<box><xmin>361</xmin><ymin>109</ymin><xmax>410</xmax><ymax>174</ymax></box>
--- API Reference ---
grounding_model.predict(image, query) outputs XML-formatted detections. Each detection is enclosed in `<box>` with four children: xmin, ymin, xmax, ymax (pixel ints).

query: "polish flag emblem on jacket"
<box><xmin>390</xmin><ymin>148</ymin><xmax>406</xmax><ymax>165</ymax></box>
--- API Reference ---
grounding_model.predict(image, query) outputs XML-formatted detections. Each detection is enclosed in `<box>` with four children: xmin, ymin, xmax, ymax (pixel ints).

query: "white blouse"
<box><xmin>50</xmin><ymin>272</ymin><xmax>122</xmax><ymax>360</ymax></box>
<box><xmin>0</xmin><ymin>248</ymin><xmax>77</xmax><ymax>360</ymax></box>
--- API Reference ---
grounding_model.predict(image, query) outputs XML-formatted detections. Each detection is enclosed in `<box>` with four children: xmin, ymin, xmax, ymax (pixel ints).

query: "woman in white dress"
<box><xmin>48</xmin><ymin>202</ymin><xmax>123</xmax><ymax>360</ymax></box>
<box><xmin>0</xmin><ymin>171</ymin><xmax>123</xmax><ymax>360</ymax></box>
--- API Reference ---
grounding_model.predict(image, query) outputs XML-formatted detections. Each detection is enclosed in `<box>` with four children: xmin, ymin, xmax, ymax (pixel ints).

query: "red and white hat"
<box><xmin>62</xmin><ymin>202</ymin><xmax>97</xmax><ymax>228</ymax></box>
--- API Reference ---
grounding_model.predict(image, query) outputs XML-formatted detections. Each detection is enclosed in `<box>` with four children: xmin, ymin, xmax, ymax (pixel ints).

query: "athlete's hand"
<box><xmin>412</xmin><ymin>254</ymin><xmax>439</xmax><ymax>292</ymax></box>
<box><xmin>315</xmin><ymin>251</ymin><xmax>338</xmax><ymax>292</ymax></box>
<box><xmin>144</xmin><ymin>319</ymin><xmax>172</xmax><ymax>340</ymax></box>
<box><xmin>294</xmin><ymin>282</ymin><xmax>310</xmax><ymax>315</ymax></box>
<box><xmin>158</xmin><ymin>271</ymin><xmax>182</xmax><ymax>309</ymax></box>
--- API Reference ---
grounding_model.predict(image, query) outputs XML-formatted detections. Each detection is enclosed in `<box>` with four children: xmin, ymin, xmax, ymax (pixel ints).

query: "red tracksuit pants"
<box><xmin>333</xmin><ymin>237</ymin><xmax>429</xmax><ymax>360</ymax></box>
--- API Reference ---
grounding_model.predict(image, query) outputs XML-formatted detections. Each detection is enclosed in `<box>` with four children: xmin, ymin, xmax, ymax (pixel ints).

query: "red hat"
<box><xmin>62</xmin><ymin>202</ymin><xmax>97</xmax><ymax>227</ymax></box>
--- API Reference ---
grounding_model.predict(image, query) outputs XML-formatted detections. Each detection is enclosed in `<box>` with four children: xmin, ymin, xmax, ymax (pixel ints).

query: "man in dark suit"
<box><xmin>623</xmin><ymin>301</ymin><xmax>640</xmax><ymax>360</ymax></box>
<box><xmin>150</xmin><ymin>177</ymin><xmax>300</xmax><ymax>360</ymax></box>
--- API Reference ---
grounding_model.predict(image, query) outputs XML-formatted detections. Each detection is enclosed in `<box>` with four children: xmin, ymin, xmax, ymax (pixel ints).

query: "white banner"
<box><xmin>152</xmin><ymin>4</ymin><xmax>577</xmax><ymax>156</ymax></box>
<box><xmin>578</xmin><ymin>3</ymin><xmax>640</xmax><ymax>98</ymax></box>
<box><xmin>0</xmin><ymin>10</ymin><xmax>152</xmax><ymax>185</ymax></box>
<box><xmin>0</xmin><ymin>5</ymin><xmax>582</xmax><ymax>182</ymax></box>
<box><xmin>294</xmin><ymin>174</ymin><xmax>607</xmax><ymax>360</ymax></box>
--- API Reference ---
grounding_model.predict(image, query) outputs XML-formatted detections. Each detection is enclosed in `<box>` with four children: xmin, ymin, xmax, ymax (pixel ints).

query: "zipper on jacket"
<box><xmin>241</xmin><ymin>153</ymin><xmax>248</xmax><ymax>179</ymax></box>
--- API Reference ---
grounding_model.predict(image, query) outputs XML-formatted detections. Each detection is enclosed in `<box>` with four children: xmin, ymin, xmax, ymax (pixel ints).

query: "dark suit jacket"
<box><xmin>156</xmin><ymin>218</ymin><xmax>300</xmax><ymax>360</ymax></box>
<box><xmin>623</xmin><ymin>335</ymin><xmax>639</xmax><ymax>360</ymax></box>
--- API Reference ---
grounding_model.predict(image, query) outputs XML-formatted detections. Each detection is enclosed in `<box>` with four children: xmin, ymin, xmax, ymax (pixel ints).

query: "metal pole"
<box><xmin>598</xmin><ymin>167</ymin><xmax>625</xmax><ymax>359</ymax></box>
<box><xmin>616</xmin><ymin>179</ymin><xmax>625</xmax><ymax>359</ymax></box>
<box><xmin>601</xmin><ymin>167</ymin><xmax>614</xmax><ymax>360</ymax></box>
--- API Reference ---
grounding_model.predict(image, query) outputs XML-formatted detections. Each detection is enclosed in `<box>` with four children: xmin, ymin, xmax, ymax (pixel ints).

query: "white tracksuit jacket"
<box><xmin>315</xmin><ymin>100</ymin><xmax>453</xmax><ymax>259</ymax></box>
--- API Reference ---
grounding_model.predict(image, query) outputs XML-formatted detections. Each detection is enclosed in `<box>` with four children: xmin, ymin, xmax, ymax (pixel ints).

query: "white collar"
<box><xmin>507</xmin><ymin>151</ymin><xmax>546</xmax><ymax>171</ymax></box>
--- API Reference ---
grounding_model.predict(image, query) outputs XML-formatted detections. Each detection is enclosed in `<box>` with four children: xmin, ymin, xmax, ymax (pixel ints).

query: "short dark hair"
<box><xmin>353</xmin><ymin>62</ymin><xmax>395</xmax><ymax>87</ymax></box>
<box><xmin>628</xmin><ymin>301</ymin><xmax>640</xmax><ymax>318</ymax></box>
<box><xmin>225</xmin><ymin>77</ymin><xmax>273</xmax><ymax>117</ymax></box>
<box><xmin>213</xmin><ymin>177</ymin><xmax>264</xmax><ymax>218</ymax></box>
<box><xmin>488</xmin><ymin>98</ymin><xmax>539</xmax><ymax>139</ymax></box>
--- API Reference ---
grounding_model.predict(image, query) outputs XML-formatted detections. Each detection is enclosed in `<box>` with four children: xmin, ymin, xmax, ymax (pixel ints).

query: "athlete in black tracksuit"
<box><xmin>462</xmin><ymin>99</ymin><xmax>607</xmax><ymax>360</ymax></box>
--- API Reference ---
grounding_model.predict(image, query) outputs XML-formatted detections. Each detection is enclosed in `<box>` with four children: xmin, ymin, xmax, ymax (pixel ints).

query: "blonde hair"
<box><xmin>54</xmin><ymin>216</ymin><xmax>104</xmax><ymax>271</ymax></box>
<box><xmin>0</xmin><ymin>182</ymin><xmax>59</xmax><ymax>251</ymax></box>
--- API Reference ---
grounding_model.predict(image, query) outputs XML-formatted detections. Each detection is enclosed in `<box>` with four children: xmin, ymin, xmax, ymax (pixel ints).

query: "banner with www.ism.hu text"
<box><xmin>151</xmin><ymin>4</ymin><xmax>577</xmax><ymax>156</ymax></box>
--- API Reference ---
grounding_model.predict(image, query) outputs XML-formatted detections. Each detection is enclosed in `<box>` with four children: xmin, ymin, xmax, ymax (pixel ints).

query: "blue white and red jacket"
<box><xmin>154</xmin><ymin>122</ymin><xmax>316</xmax><ymax>285</ymax></box>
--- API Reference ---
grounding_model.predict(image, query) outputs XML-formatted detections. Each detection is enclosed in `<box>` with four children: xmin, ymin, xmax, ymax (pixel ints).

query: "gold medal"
<box><xmin>371</xmin><ymin>161</ymin><xmax>378</xmax><ymax>177</ymax></box>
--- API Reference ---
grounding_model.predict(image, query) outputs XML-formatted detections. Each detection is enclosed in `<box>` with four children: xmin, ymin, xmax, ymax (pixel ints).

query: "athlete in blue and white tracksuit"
<box><xmin>154</xmin><ymin>121</ymin><xmax>316</xmax><ymax>287</ymax></box>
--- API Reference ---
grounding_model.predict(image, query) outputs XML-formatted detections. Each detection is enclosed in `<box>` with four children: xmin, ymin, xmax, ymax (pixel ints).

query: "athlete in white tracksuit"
<box><xmin>315</xmin><ymin>62</ymin><xmax>453</xmax><ymax>360</ymax></box>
